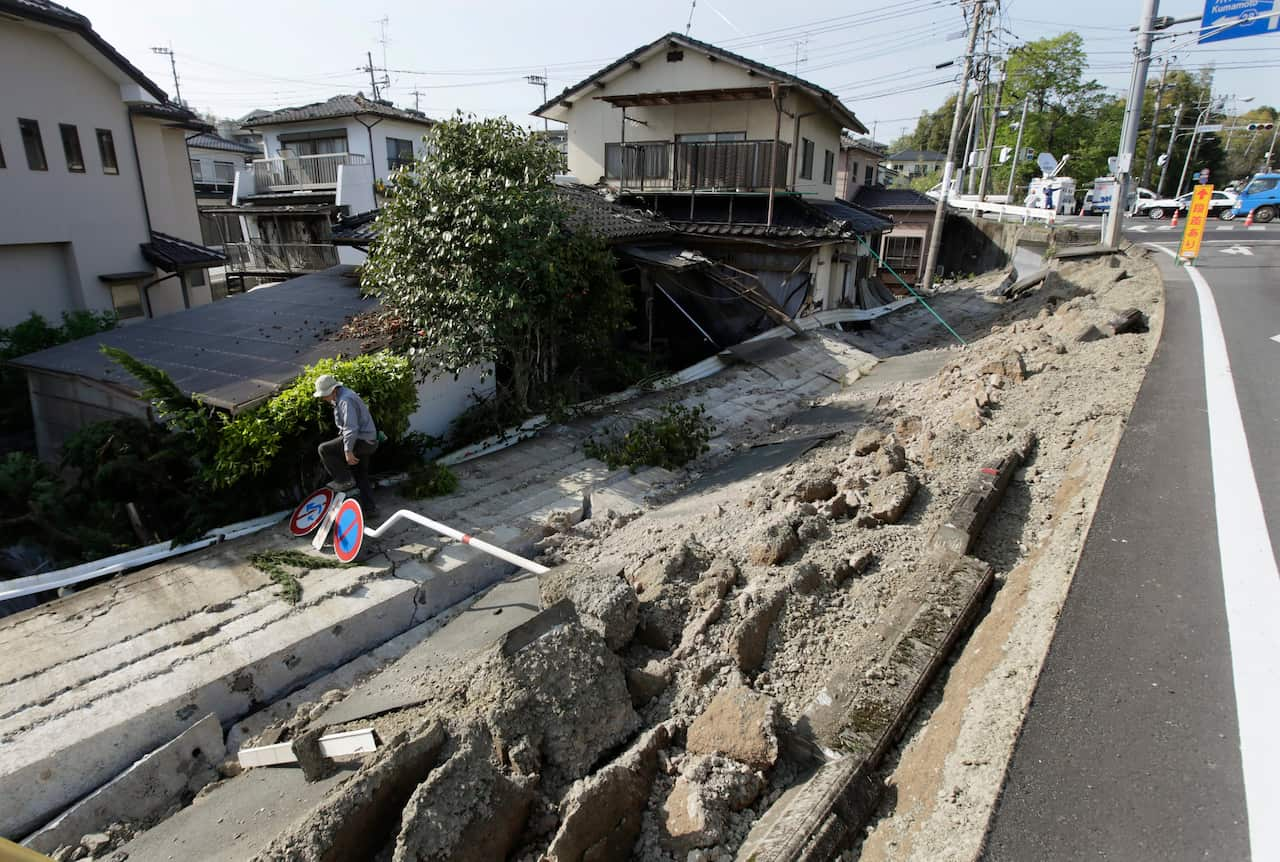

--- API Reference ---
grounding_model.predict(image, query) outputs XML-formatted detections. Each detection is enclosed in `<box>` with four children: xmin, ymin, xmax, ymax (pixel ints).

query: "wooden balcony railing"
<box><xmin>224</xmin><ymin>242</ymin><xmax>339</xmax><ymax>275</ymax></box>
<box><xmin>606</xmin><ymin>140</ymin><xmax>791</xmax><ymax>191</ymax></box>
<box><xmin>251</xmin><ymin>153</ymin><xmax>368</xmax><ymax>192</ymax></box>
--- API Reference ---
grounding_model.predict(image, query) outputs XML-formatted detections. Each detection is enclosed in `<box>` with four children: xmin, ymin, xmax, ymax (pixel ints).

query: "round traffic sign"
<box><xmin>331</xmin><ymin>499</ymin><xmax>365</xmax><ymax>563</ymax></box>
<box><xmin>289</xmin><ymin>488</ymin><xmax>335</xmax><ymax>536</ymax></box>
<box><xmin>1198</xmin><ymin>168</ymin><xmax>1210</xmax><ymax>185</ymax></box>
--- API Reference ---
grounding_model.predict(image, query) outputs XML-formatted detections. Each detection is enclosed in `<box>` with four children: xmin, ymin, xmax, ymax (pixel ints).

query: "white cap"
<box><xmin>313</xmin><ymin>374</ymin><xmax>341</xmax><ymax>398</ymax></box>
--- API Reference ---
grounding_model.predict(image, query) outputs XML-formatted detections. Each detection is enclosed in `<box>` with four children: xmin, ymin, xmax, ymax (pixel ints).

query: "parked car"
<box><xmin>1136</xmin><ymin>189</ymin><xmax>1238</xmax><ymax>220</ymax></box>
<box><xmin>1085</xmin><ymin>180</ymin><xmax>1156</xmax><ymax>215</ymax></box>
<box><xmin>1230</xmin><ymin>173</ymin><xmax>1280</xmax><ymax>223</ymax></box>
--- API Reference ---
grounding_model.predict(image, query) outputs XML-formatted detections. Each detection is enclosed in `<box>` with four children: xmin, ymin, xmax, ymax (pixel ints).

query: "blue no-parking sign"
<box><xmin>332</xmin><ymin>499</ymin><xmax>365</xmax><ymax>563</ymax></box>
<box><xmin>1200</xmin><ymin>0</ymin><xmax>1278</xmax><ymax>43</ymax></box>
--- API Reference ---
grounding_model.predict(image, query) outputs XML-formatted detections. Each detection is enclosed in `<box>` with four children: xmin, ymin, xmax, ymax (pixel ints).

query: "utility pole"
<box><xmin>1003</xmin><ymin>94</ymin><xmax>1030</xmax><ymax>209</ymax></box>
<box><xmin>978</xmin><ymin>61</ymin><xmax>1006</xmax><ymax>201</ymax></box>
<box><xmin>968</xmin><ymin>21</ymin><xmax>993</xmax><ymax>196</ymax></box>
<box><xmin>150</xmin><ymin>46</ymin><xmax>183</xmax><ymax>105</ymax></box>
<box><xmin>963</xmin><ymin>92</ymin><xmax>981</xmax><ymax>195</ymax></box>
<box><xmin>1176</xmin><ymin>106</ymin><xmax>1210</xmax><ymax>198</ymax></box>
<box><xmin>1157</xmin><ymin>103</ymin><xmax>1183</xmax><ymax>195</ymax></box>
<box><xmin>361</xmin><ymin>52</ymin><xmax>390</xmax><ymax>101</ymax></box>
<box><xmin>922</xmin><ymin>0</ymin><xmax>984</xmax><ymax>294</ymax></box>
<box><xmin>526</xmin><ymin>75</ymin><xmax>549</xmax><ymax>131</ymax></box>
<box><xmin>1103</xmin><ymin>0</ymin><xmax>1158</xmax><ymax>249</ymax></box>
<box><xmin>1139</xmin><ymin>56</ymin><xmax>1171</xmax><ymax>190</ymax></box>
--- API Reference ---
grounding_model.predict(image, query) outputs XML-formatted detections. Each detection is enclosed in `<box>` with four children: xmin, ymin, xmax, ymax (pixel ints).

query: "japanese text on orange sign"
<box><xmin>1178</xmin><ymin>185</ymin><xmax>1214</xmax><ymax>260</ymax></box>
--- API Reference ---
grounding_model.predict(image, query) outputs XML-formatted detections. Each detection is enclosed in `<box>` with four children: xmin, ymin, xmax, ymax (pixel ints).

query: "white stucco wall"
<box><xmin>543</xmin><ymin>47</ymin><xmax>844</xmax><ymax>200</ymax></box>
<box><xmin>256</xmin><ymin>116</ymin><xmax>432</xmax><ymax>183</ymax></box>
<box><xmin>187</xmin><ymin>144</ymin><xmax>251</xmax><ymax>185</ymax></box>
<box><xmin>0</xmin><ymin>20</ymin><xmax>152</xmax><ymax>322</ymax></box>
<box><xmin>407</xmin><ymin>365</ymin><xmax>495</xmax><ymax>441</ymax></box>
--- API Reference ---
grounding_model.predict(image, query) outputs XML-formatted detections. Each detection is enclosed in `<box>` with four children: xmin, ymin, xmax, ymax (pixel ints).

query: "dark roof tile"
<box><xmin>187</xmin><ymin>132</ymin><xmax>260</xmax><ymax>155</ymax></box>
<box><xmin>853</xmin><ymin>186</ymin><xmax>937</xmax><ymax>211</ymax></box>
<box><xmin>141</xmin><ymin>231</ymin><xmax>226</xmax><ymax>271</ymax></box>
<box><xmin>246</xmin><ymin>94</ymin><xmax>435</xmax><ymax>128</ymax></box>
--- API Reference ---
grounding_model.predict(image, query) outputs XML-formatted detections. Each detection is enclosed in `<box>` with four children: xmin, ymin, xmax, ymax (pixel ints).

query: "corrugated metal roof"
<box><xmin>246</xmin><ymin>94</ymin><xmax>435</xmax><ymax>128</ymax></box>
<box><xmin>12</xmin><ymin>267</ymin><xmax>374</xmax><ymax>413</ymax></box>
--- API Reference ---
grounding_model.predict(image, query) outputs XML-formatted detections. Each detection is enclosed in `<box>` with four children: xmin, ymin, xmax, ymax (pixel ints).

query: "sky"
<box><xmin>69</xmin><ymin>0</ymin><xmax>1280</xmax><ymax>145</ymax></box>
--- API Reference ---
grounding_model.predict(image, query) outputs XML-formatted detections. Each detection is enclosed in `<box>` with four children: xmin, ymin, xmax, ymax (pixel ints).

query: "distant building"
<box><xmin>0</xmin><ymin>0</ymin><xmax>225</xmax><ymax>326</ymax></box>
<box><xmin>837</xmin><ymin>135</ymin><xmax>888</xmax><ymax>201</ymax></box>
<box><xmin>215</xmin><ymin>95</ymin><xmax>435</xmax><ymax>288</ymax></box>
<box><xmin>852</xmin><ymin>186</ymin><xmax>940</xmax><ymax>289</ymax></box>
<box><xmin>883</xmin><ymin>149</ymin><xmax>946</xmax><ymax>179</ymax></box>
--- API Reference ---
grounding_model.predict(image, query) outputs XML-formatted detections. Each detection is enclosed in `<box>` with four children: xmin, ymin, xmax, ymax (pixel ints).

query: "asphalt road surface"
<box><xmin>983</xmin><ymin>222</ymin><xmax>1280</xmax><ymax>860</ymax></box>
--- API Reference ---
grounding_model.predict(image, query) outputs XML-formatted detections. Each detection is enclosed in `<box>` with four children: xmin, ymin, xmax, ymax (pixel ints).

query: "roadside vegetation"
<box><xmin>892</xmin><ymin>32</ymin><xmax>1276</xmax><ymax>196</ymax></box>
<box><xmin>584</xmin><ymin>403</ymin><xmax>715</xmax><ymax>473</ymax></box>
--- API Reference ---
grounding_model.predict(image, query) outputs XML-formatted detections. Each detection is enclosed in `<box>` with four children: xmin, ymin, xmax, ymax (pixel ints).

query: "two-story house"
<box><xmin>0</xmin><ymin>0</ymin><xmax>225</xmax><ymax>327</ymax></box>
<box><xmin>216</xmin><ymin>95</ymin><xmax>434</xmax><ymax>288</ymax></box>
<box><xmin>837</xmin><ymin>135</ymin><xmax>888</xmax><ymax>200</ymax></box>
<box><xmin>533</xmin><ymin>33</ymin><xmax>891</xmax><ymax>320</ymax></box>
<box><xmin>884</xmin><ymin>148</ymin><xmax>946</xmax><ymax>179</ymax></box>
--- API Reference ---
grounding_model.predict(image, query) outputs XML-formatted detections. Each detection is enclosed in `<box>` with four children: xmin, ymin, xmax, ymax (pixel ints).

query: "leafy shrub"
<box><xmin>584</xmin><ymin>403</ymin><xmax>714</xmax><ymax>473</ymax></box>
<box><xmin>403</xmin><ymin>461</ymin><xmax>459</xmax><ymax>499</ymax></box>
<box><xmin>1</xmin><ymin>311</ymin><xmax>116</xmax><ymax>437</ymax></box>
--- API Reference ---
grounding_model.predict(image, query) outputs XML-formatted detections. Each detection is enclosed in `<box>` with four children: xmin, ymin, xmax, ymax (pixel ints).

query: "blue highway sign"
<box><xmin>1200</xmin><ymin>0</ymin><xmax>1278</xmax><ymax>43</ymax></box>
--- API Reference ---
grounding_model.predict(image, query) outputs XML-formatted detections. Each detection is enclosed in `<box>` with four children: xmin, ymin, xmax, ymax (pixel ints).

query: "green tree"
<box><xmin>893</xmin><ymin>95</ymin><xmax>957</xmax><ymax>154</ymax></box>
<box><xmin>360</xmin><ymin>114</ymin><xmax>630</xmax><ymax>413</ymax></box>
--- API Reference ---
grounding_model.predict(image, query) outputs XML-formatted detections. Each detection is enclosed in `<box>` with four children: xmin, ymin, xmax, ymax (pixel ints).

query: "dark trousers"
<box><xmin>319</xmin><ymin>437</ymin><xmax>377</xmax><ymax>510</ymax></box>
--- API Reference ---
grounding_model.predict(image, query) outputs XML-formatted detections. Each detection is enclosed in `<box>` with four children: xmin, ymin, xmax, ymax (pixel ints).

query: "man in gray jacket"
<box><xmin>314</xmin><ymin>373</ymin><xmax>379</xmax><ymax>515</ymax></box>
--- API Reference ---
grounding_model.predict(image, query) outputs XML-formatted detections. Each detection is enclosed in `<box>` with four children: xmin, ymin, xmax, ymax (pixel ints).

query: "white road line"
<box><xmin>1154</xmin><ymin>245</ymin><xmax>1280</xmax><ymax>860</ymax></box>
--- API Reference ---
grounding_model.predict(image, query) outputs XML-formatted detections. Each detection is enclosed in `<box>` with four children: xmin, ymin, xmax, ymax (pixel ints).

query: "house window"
<box><xmin>386</xmin><ymin>137</ymin><xmax>414</xmax><ymax>170</ymax></box>
<box><xmin>96</xmin><ymin>129</ymin><xmax>118</xmax><ymax>174</ymax></box>
<box><xmin>189</xmin><ymin>158</ymin><xmax>203</xmax><ymax>180</ymax></box>
<box><xmin>666</xmin><ymin>49</ymin><xmax>684</xmax><ymax>62</ymax></box>
<box><xmin>186</xmin><ymin>267</ymin><xmax>207</xmax><ymax>287</ymax></box>
<box><xmin>799</xmin><ymin>138</ymin><xmax>814</xmax><ymax>180</ymax></box>
<box><xmin>865</xmin><ymin>164</ymin><xmax>874</xmax><ymax>185</ymax></box>
<box><xmin>109</xmin><ymin>283</ymin><xmax>144</xmax><ymax>320</ymax></box>
<box><xmin>822</xmin><ymin>150</ymin><xmax>835</xmax><ymax>184</ymax></box>
<box><xmin>19</xmin><ymin>119</ymin><xmax>47</xmax><ymax>171</ymax></box>
<box><xmin>279</xmin><ymin>130</ymin><xmax>348</xmax><ymax>156</ymax></box>
<box><xmin>213</xmin><ymin>161</ymin><xmax>236</xmax><ymax>183</ymax></box>
<box><xmin>59</xmin><ymin>124</ymin><xmax>84</xmax><ymax>172</ymax></box>
<box><xmin>675</xmin><ymin>132</ymin><xmax>747</xmax><ymax>143</ymax></box>
<box><xmin>882</xmin><ymin>234</ymin><xmax>924</xmax><ymax>271</ymax></box>
<box><xmin>605</xmin><ymin>141</ymin><xmax>669</xmax><ymax>180</ymax></box>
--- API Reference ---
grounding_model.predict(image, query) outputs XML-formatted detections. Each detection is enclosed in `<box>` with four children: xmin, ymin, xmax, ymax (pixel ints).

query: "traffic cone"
<box><xmin>1170</xmin><ymin>210</ymin><xmax>1178</xmax><ymax>228</ymax></box>
<box><xmin>1245</xmin><ymin>209</ymin><xmax>1255</xmax><ymax>227</ymax></box>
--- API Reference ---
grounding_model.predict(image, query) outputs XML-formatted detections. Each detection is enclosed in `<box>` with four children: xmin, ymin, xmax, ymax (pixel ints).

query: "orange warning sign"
<box><xmin>1178</xmin><ymin>185</ymin><xmax>1214</xmax><ymax>261</ymax></box>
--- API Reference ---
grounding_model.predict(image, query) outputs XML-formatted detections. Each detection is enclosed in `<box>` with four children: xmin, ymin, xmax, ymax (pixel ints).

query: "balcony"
<box><xmin>251</xmin><ymin>153</ymin><xmax>368</xmax><ymax>192</ymax></box>
<box><xmin>605</xmin><ymin>140</ymin><xmax>791</xmax><ymax>192</ymax></box>
<box><xmin>224</xmin><ymin>242</ymin><xmax>339</xmax><ymax>276</ymax></box>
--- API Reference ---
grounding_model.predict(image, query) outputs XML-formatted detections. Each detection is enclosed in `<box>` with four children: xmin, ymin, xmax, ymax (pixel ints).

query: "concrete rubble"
<box><xmin>3</xmin><ymin>242</ymin><xmax>1166</xmax><ymax>862</ymax></box>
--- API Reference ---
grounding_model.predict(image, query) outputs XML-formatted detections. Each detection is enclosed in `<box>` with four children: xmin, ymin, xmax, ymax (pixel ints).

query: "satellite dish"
<box><xmin>1037</xmin><ymin>152</ymin><xmax>1059</xmax><ymax>175</ymax></box>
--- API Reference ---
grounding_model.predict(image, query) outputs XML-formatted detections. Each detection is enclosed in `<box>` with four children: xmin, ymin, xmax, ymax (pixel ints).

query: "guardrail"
<box><xmin>945</xmin><ymin>196</ymin><xmax>1062</xmax><ymax>224</ymax></box>
<box><xmin>224</xmin><ymin>242</ymin><xmax>339</xmax><ymax>275</ymax></box>
<box><xmin>252</xmin><ymin>152</ymin><xmax>368</xmax><ymax>191</ymax></box>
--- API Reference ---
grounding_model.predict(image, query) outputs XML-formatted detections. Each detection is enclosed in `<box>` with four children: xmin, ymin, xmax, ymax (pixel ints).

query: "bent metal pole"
<box><xmin>363</xmin><ymin>510</ymin><xmax>549</xmax><ymax>575</ymax></box>
<box><xmin>921</xmin><ymin>0</ymin><xmax>984</xmax><ymax>294</ymax></box>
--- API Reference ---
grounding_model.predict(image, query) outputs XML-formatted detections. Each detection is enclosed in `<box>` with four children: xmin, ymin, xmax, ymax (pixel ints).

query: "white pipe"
<box><xmin>363</xmin><ymin>510</ymin><xmax>548</xmax><ymax>574</ymax></box>
<box><xmin>0</xmin><ymin>510</ymin><xmax>288</xmax><ymax>602</ymax></box>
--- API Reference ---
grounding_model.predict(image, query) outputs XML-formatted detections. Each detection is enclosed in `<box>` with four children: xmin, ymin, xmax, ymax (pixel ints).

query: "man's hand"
<box><xmin>345</xmin><ymin>450</ymin><xmax>359</xmax><ymax>466</ymax></box>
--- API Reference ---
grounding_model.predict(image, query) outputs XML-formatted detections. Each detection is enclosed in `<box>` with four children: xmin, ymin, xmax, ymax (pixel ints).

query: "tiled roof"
<box><xmin>140</xmin><ymin>231</ymin><xmax>225</xmax><ymax>271</ymax></box>
<box><xmin>0</xmin><ymin>0</ymin><xmax>169</xmax><ymax>103</ymax></box>
<box><xmin>853</xmin><ymin>186</ymin><xmax>937</xmax><ymax>211</ymax></box>
<box><xmin>625</xmin><ymin>193</ymin><xmax>890</xmax><ymax>242</ymax></box>
<box><xmin>331</xmin><ymin>183</ymin><xmax>674</xmax><ymax>247</ymax></box>
<box><xmin>187</xmin><ymin>132</ymin><xmax>260</xmax><ymax>155</ymax></box>
<box><xmin>533</xmin><ymin>32</ymin><xmax>866</xmax><ymax>134</ymax></box>
<box><xmin>129</xmin><ymin>102</ymin><xmax>212</xmax><ymax>132</ymax></box>
<box><xmin>246</xmin><ymin>95</ymin><xmax>435</xmax><ymax>128</ymax></box>
<box><xmin>842</xmin><ymin>135</ymin><xmax>887</xmax><ymax>155</ymax></box>
<box><xmin>887</xmin><ymin>149</ymin><xmax>946</xmax><ymax>162</ymax></box>
<box><xmin>554</xmin><ymin>183</ymin><xmax>673</xmax><ymax>243</ymax></box>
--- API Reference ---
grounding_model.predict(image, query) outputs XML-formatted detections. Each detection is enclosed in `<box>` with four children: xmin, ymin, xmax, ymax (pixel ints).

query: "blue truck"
<box><xmin>1231</xmin><ymin>173</ymin><xmax>1280</xmax><ymax>223</ymax></box>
